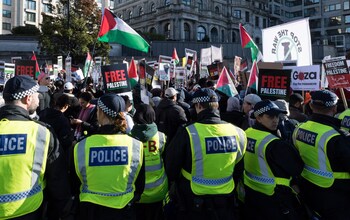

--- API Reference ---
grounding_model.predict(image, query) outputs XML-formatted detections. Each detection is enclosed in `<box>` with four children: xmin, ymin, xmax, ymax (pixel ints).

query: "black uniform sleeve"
<box><xmin>44</xmin><ymin>127</ymin><xmax>72</xmax><ymax>219</ymax></box>
<box><xmin>266</xmin><ymin>139</ymin><xmax>304</xmax><ymax>178</ymax></box>
<box><xmin>133</xmin><ymin>156</ymin><xmax>145</xmax><ymax>202</ymax></box>
<box><xmin>327</xmin><ymin>135</ymin><xmax>350</xmax><ymax>172</ymax></box>
<box><xmin>164</xmin><ymin>127</ymin><xmax>188</xmax><ymax>182</ymax></box>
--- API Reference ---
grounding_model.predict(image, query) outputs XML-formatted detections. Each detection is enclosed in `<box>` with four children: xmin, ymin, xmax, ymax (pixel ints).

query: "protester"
<box><xmin>155</xmin><ymin>87</ymin><xmax>187</xmax><ymax>142</ymax></box>
<box><xmin>37</xmin><ymin>72</ymin><xmax>52</xmax><ymax>113</ymax></box>
<box><xmin>0</xmin><ymin>75</ymin><xmax>71</xmax><ymax>219</ymax></box>
<box><xmin>131</xmin><ymin>104</ymin><xmax>167</xmax><ymax>220</ymax></box>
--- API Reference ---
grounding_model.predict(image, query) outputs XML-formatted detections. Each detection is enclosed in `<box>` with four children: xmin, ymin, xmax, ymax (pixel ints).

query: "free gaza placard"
<box><xmin>258</xmin><ymin>69</ymin><xmax>292</xmax><ymax>101</ymax></box>
<box><xmin>101</xmin><ymin>64</ymin><xmax>131</xmax><ymax>93</ymax></box>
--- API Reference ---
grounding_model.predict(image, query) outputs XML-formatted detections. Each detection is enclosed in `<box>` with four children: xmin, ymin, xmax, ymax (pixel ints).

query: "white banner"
<box><xmin>284</xmin><ymin>65</ymin><xmax>320</xmax><ymax>91</ymax></box>
<box><xmin>262</xmin><ymin>18</ymin><xmax>312</xmax><ymax>66</ymax></box>
<box><xmin>200</xmin><ymin>47</ymin><xmax>212</xmax><ymax>66</ymax></box>
<box><xmin>211</xmin><ymin>45</ymin><xmax>223</xmax><ymax>63</ymax></box>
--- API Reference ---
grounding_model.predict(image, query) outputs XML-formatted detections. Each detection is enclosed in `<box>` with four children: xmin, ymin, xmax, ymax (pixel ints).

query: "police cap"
<box><xmin>310</xmin><ymin>90</ymin><xmax>338</xmax><ymax>107</ymax></box>
<box><xmin>192</xmin><ymin>88</ymin><xmax>218</xmax><ymax>103</ymax></box>
<box><xmin>3</xmin><ymin>75</ymin><xmax>39</xmax><ymax>102</ymax></box>
<box><xmin>251</xmin><ymin>100</ymin><xmax>287</xmax><ymax>119</ymax></box>
<box><xmin>97</xmin><ymin>93</ymin><xmax>125</xmax><ymax>118</ymax></box>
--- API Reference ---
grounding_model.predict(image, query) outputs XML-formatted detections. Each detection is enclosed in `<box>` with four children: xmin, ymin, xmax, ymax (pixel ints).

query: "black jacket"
<box><xmin>155</xmin><ymin>98</ymin><xmax>187</xmax><ymax>142</ymax></box>
<box><xmin>0</xmin><ymin>105</ymin><xmax>71</xmax><ymax>220</ymax></box>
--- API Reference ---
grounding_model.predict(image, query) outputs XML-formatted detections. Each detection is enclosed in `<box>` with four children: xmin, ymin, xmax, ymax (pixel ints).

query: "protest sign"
<box><xmin>5</xmin><ymin>63</ymin><xmax>15</xmax><ymax>83</ymax></box>
<box><xmin>15</xmin><ymin>60</ymin><xmax>36</xmax><ymax>78</ymax></box>
<box><xmin>284</xmin><ymin>65</ymin><xmax>320</xmax><ymax>91</ymax></box>
<box><xmin>101</xmin><ymin>64</ymin><xmax>131</xmax><ymax>93</ymax></box>
<box><xmin>65</xmin><ymin>56</ymin><xmax>72</xmax><ymax>82</ymax></box>
<box><xmin>57</xmin><ymin>56</ymin><xmax>63</xmax><ymax>71</ymax></box>
<box><xmin>258</xmin><ymin>68</ymin><xmax>292</xmax><ymax>100</ymax></box>
<box><xmin>0</xmin><ymin>61</ymin><xmax>5</xmax><ymax>85</ymax></box>
<box><xmin>322</xmin><ymin>56</ymin><xmax>350</xmax><ymax>88</ymax></box>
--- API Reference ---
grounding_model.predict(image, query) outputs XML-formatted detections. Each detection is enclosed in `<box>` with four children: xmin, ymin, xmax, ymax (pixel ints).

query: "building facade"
<box><xmin>113</xmin><ymin>0</ymin><xmax>270</xmax><ymax>45</ymax></box>
<box><xmin>269</xmin><ymin>0</ymin><xmax>350</xmax><ymax>55</ymax></box>
<box><xmin>0</xmin><ymin>0</ymin><xmax>113</xmax><ymax>35</ymax></box>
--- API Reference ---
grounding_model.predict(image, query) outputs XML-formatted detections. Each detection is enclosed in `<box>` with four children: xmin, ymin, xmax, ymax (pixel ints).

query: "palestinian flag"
<box><xmin>247</xmin><ymin>61</ymin><xmax>258</xmax><ymax>92</ymax></box>
<box><xmin>216</xmin><ymin>66</ymin><xmax>238</xmax><ymax>97</ymax></box>
<box><xmin>83</xmin><ymin>52</ymin><xmax>93</xmax><ymax>77</ymax></box>
<box><xmin>98</xmin><ymin>8</ymin><xmax>150</xmax><ymax>53</ymax></box>
<box><xmin>128</xmin><ymin>57</ymin><xmax>139</xmax><ymax>88</ymax></box>
<box><xmin>31</xmin><ymin>52</ymin><xmax>40</xmax><ymax>79</ymax></box>
<box><xmin>172</xmin><ymin>48</ymin><xmax>179</xmax><ymax>65</ymax></box>
<box><xmin>239</xmin><ymin>23</ymin><xmax>263</xmax><ymax>62</ymax></box>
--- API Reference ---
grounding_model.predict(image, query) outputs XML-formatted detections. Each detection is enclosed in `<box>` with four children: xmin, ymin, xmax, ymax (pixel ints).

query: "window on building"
<box><xmin>309</xmin><ymin>19</ymin><xmax>321</xmax><ymax>28</ymax></box>
<box><xmin>325</xmin><ymin>16</ymin><xmax>341</xmax><ymax>27</ymax></box>
<box><xmin>324</xmin><ymin>4</ymin><xmax>341</xmax><ymax>12</ymax></box>
<box><xmin>128</xmin><ymin>10</ymin><xmax>132</xmax><ymax>19</ymax></box>
<box><xmin>43</xmin><ymin>4</ymin><xmax>53</xmax><ymax>13</ymax></box>
<box><xmin>198</xmin><ymin>0</ymin><xmax>203</xmax><ymax>10</ymax></box>
<box><xmin>151</xmin><ymin>3</ymin><xmax>156</xmax><ymax>12</ymax></box>
<box><xmin>150</xmin><ymin>27</ymin><xmax>156</xmax><ymax>34</ymax></box>
<box><xmin>2</xmin><ymin>9</ymin><xmax>11</xmax><ymax>18</ymax></box>
<box><xmin>345</xmin><ymin>1</ymin><xmax>350</xmax><ymax>10</ymax></box>
<box><xmin>232</xmin><ymin>31</ymin><xmax>237</xmax><ymax>43</ymax></box>
<box><xmin>2</xmin><ymin>22</ymin><xmax>11</xmax><ymax>30</ymax></box>
<box><xmin>305</xmin><ymin>8</ymin><xmax>317</xmax><ymax>16</ymax></box>
<box><xmin>233</xmin><ymin>10</ymin><xmax>241</xmax><ymax>18</ymax></box>
<box><xmin>109</xmin><ymin>0</ymin><xmax>114</xmax><ymax>9</ymax></box>
<box><xmin>327</xmin><ymin>29</ymin><xmax>342</xmax><ymax>36</ymax></box>
<box><xmin>255</xmin><ymin>16</ymin><xmax>259</xmax><ymax>26</ymax></box>
<box><xmin>3</xmin><ymin>0</ymin><xmax>11</xmax><ymax>6</ymax></box>
<box><xmin>263</xmin><ymin>18</ymin><xmax>267</xmax><ymax>28</ymax></box>
<box><xmin>221</xmin><ymin>30</ymin><xmax>225</xmax><ymax>42</ymax></box>
<box><xmin>293</xmin><ymin>11</ymin><xmax>302</xmax><ymax>17</ymax></box>
<box><xmin>215</xmin><ymin>6</ymin><xmax>219</xmax><ymax>14</ymax></box>
<box><xmin>274</xmin><ymin>5</ymin><xmax>280</xmax><ymax>15</ymax></box>
<box><xmin>211</xmin><ymin>27</ymin><xmax>218</xmax><ymax>42</ymax></box>
<box><xmin>197</xmin><ymin>26</ymin><xmax>206</xmax><ymax>41</ymax></box>
<box><xmin>285</xmin><ymin>0</ymin><xmax>301</xmax><ymax>7</ymax></box>
<box><xmin>304</xmin><ymin>0</ymin><xmax>319</xmax><ymax>6</ymax></box>
<box><xmin>26</xmin><ymin>12</ymin><xmax>36</xmax><ymax>22</ymax></box>
<box><xmin>27</xmin><ymin>0</ymin><xmax>36</xmax><ymax>10</ymax></box>
<box><xmin>164</xmin><ymin>23</ymin><xmax>171</xmax><ymax>39</ymax></box>
<box><xmin>346</xmin><ymin>27</ymin><xmax>350</xmax><ymax>33</ymax></box>
<box><xmin>245</xmin><ymin>11</ymin><xmax>250</xmax><ymax>22</ymax></box>
<box><xmin>165</xmin><ymin>0</ymin><xmax>171</xmax><ymax>6</ymax></box>
<box><xmin>184</xmin><ymin>23</ymin><xmax>190</xmax><ymax>40</ymax></box>
<box><xmin>139</xmin><ymin>7</ymin><xmax>143</xmax><ymax>16</ymax></box>
<box><xmin>182</xmin><ymin>0</ymin><xmax>190</xmax><ymax>5</ymax></box>
<box><xmin>345</xmin><ymin>15</ymin><xmax>350</xmax><ymax>24</ymax></box>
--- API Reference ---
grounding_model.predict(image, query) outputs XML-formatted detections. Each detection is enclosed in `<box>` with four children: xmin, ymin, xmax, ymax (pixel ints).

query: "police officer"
<box><xmin>0</xmin><ymin>75</ymin><xmax>71</xmax><ymax>219</ymax></box>
<box><xmin>244</xmin><ymin>100</ymin><xmax>305</xmax><ymax>220</ymax></box>
<box><xmin>73</xmin><ymin>93</ymin><xmax>145</xmax><ymax>220</ymax></box>
<box><xmin>293</xmin><ymin>90</ymin><xmax>350</xmax><ymax>219</ymax></box>
<box><xmin>130</xmin><ymin>104</ymin><xmax>168</xmax><ymax>220</ymax></box>
<box><xmin>165</xmin><ymin>88</ymin><xmax>247</xmax><ymax>220</ymax></box>
<box><xmin>337</xmin><ymin>107</ymin><xmax>350</xmax><ymax>132</ymax></box>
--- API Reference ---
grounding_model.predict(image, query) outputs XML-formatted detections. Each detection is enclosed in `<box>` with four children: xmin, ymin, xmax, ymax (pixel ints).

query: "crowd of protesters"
<box><xmin>1</xmin><ymin>69</ymin><xmax>350</xmax><ymax>220</ymax></box>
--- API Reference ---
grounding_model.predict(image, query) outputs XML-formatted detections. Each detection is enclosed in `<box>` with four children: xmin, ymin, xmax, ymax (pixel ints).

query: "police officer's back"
<box><xmin>0</xmin><ymin>75</ymin><xmax>71</xmax><ymax>219</ymax></box>
<box><xmin>165</xmin><ymin>88</ymin><xmax>247</xmax><ymax>220</ymax></box>
<box><xmin>73</xmin><ymin>93</ymin><xmax>145</xmax><ymax>220</ymax></box>
<box><xmin>244</xmin><ymin>100</ymin><xmax>305</xmax><ymax>220</ymax></box>
<box><xmin>293</xmin><ymin>90</ymin><xmax>350</xmax><ymax>219</ymax></box>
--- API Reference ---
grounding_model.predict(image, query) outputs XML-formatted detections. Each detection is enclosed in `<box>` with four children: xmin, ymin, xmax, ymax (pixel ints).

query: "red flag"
<box><xmin>128</xmin><ymin>57</ymin><xmax>139</xmax><ymax>88</ymax></box>
<box><xmin>31</xmin><ymin>52</ymin><xmax>40</xmax><ymax>79</ymax></box>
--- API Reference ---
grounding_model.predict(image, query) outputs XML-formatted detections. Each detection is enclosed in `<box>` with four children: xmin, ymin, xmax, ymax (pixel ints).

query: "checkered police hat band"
<box><xmin>311</xmin><ymin>100</ymin><xmax>336</xmax><ymax>107</ymax></box>
<box><xmin>11</xmin><ymin>84</ymin><xmax>40</xmax><ymax>100</ymax></box>
<box><xmin>192</xmin><ymin>96</ymin><xmax>211</xmax><ymax>103</ymax></box>
<box><xmin>254</xmin><ymin>106</ymin><xmax>272</xmax><ymax>117</ymax></box>
<box><xmin>98</xmin><ymin>99</ymin><xmax>118</xmax><ymax>118</ymax></box>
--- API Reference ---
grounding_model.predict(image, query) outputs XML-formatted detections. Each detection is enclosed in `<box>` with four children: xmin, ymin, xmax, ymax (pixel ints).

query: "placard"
<box><xmin>15</xmin><ymin>60</ymin><xmax>36</xmax><ymax>78</ymax></box>
<box><xmin>101</xmin><ymin>64</ymin><xmax>131</xmax><ymax>93</ymax></box>
<box><xmin>323</xmin><ymin>56</ymin><xmax>350</xmax><ymax>88</ymax></box>
<box><xmin>258</xmin><ymin>69</ymin><xmax>292</xmax><ymax>101</ymax></box>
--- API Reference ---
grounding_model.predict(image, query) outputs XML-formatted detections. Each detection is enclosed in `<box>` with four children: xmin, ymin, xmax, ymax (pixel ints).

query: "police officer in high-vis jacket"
<box><xmin>337</xmin><ymin>107</ymin><xmax>350</xmax><ymax>132</ymax></box>
<box><xmin>244</xmin><ymin>100</ymin><xmax>305</xmax><ymax>220</ymax></box>
<box><xmin>73</xmin><ymin>93</ymin><xmax>145</xmax><ymax>220</ymax></box>
<box><xmin>130</xmin><ymin>104</ymin><xmax>167</xmax><ymax>220</ymax></box>
<box><xmin>0</xmin><ymin>75</ymin><xmax>71</xmax><ymax>220</ymax></box>
<box><xmin>293</xmin><ymin>90</ymin><xmax>350</xmax><ymax>219</ymax></box>
<box><xmin>165</xmin><ymin>88</ymin><xmax>247</xmax><ymax>220</ymax></box>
